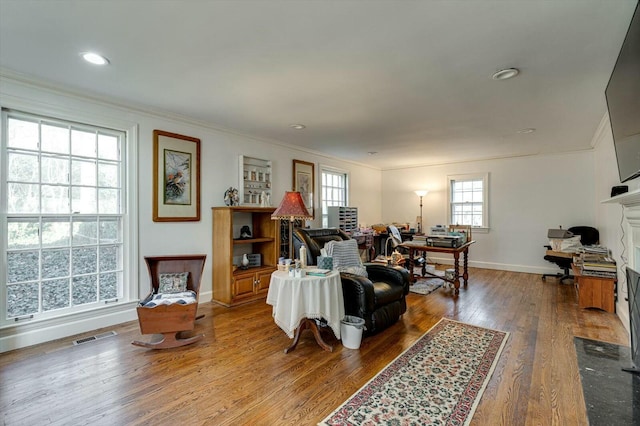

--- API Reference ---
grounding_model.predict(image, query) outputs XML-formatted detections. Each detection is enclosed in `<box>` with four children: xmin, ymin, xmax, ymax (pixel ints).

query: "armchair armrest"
<box><xmin>365</xmin><ymin>263</ymin><xmax>410</xmax><ymax>295</ymax></box>
<box><xmin>340</xmin><ymin>273</ymin><xmax>376</xmax><ymax>316</ymax></box>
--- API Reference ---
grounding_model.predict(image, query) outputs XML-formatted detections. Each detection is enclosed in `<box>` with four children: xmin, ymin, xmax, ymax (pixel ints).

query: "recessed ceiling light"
<box><xmin>289</xmin><ymin>124</ymin><xmax>306</xmax><ymax>130</ymax></box>
<box><xmin>517</xmin><ymin>128</ymin><xmax>536</xmax><ymax>134</ymax></box>
<box><xmin>492</xmin><ymin>68</ymin><xmax>519</xmax><ymax>80</ymax></box>
<box><xmin>81</xmin><ymin>52</ymin><xmax>110</xmax><ymax>65</ymax></box>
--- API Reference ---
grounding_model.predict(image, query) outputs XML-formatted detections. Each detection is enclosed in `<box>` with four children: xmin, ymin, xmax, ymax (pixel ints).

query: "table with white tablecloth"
<box><xmin>266</xmin><ymin>270</ymin><xmax>344</xmax><ymax>352</ymax></box>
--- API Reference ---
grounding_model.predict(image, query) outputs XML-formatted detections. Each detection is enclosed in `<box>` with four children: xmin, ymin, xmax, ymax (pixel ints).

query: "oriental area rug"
<box><xmin>319</xmin><ymin>318</ymin><xmax>509</xmax><ymax>426</ymax></box>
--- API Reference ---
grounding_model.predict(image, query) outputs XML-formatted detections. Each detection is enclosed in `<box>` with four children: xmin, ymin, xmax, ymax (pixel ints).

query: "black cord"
<box><xmin>620</xmin><ymin>204</ymin><xmax>628</xmax><ymax>298</ymax></box>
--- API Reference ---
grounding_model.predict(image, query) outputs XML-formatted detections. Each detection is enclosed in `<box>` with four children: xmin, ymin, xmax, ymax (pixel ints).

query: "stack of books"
<box><xmin>576</xmin><ymin>253</ymin><xmax>617</xmax><ymax>278</ymax></box>
<box><xmin>306</xmin><ymin>268</ymin><xmax>332</xmax><ymax>277</ymax></box>
<box><xmin>578</xmin><ymin>245</ymin><xmax>610</xmax><ymax>255</ymax></box>
<box><xmin>412</xmin><ymin>235</ymin><xmax>427</xmax><ymax>245</ymax></box>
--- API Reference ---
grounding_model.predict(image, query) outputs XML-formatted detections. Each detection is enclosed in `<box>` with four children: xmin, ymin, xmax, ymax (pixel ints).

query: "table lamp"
<box><xmin>414</xmin><ymin>190</ymin><xmax>428</xmax><ymax>234</ymax></box>
<box><xmin>271</xmin><ymin>191</ymin><xmax>313</xmax><ymax>260</ymax></box>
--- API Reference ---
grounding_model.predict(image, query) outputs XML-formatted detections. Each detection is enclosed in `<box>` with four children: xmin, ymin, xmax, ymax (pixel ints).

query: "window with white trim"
<box><xmin>447</xmin><ymin>173</ymin><xmax>489</xmax><ymax>230</ymax></box>
<box><xmin>2</xmin><ymin>110</ymin><xmax>129</xmax><ymax>325</ymax></box>
<box><xmin>321</xmin><ymin>167</ymin><xmax>348</xmax><ymax>228</ymax></box>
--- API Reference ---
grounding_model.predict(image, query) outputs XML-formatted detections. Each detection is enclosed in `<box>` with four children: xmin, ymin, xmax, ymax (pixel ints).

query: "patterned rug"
<box><xmin>409</xmin><ymin>280</ymin><xmax>443</xmax><ymax>295</ymax></box>
<box><xmin>409</xmin><ymin>267</ymin><xmax>445</xmax><ymax>295</ymax></box>
<box><xmin>319</xmin><ymin>318</ymin><xmax>509</xmax><ymax>425</ymax></box>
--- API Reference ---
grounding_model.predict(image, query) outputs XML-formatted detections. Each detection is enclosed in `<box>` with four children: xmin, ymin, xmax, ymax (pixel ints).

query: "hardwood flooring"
<box><xmin>0</xmin><ymin>268</ymin><xmax>629</xmax><ymax>425</ymax></box>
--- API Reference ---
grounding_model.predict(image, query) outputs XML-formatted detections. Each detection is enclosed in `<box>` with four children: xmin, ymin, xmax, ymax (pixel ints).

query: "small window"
<box><xmin>447</xmin><ymin>173</ymin><xmax>489</xmax><ymax>230</ymax></box>
<box><xmin>320</xmin><ymin>167</ymin><xmax>348</xmax><ymax>228</ymax></box>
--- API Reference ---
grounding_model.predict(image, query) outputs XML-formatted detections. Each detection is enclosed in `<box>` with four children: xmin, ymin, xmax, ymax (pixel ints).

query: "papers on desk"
<box><xmin>400</xmin><ymin>241</ymin><xmax>426</xmax><ymax>246</ymax></box>
<box><xmin>306</xmin><ymin>268</ymin><xmax>332</xmax><ymax>276</ymax></box>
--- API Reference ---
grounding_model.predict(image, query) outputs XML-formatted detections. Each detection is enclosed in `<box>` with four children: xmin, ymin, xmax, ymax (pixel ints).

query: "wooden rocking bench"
<box><xmin>132</xmin><ymin>255</ymin><xmax>207</xmax><ymax>349</ymax></box>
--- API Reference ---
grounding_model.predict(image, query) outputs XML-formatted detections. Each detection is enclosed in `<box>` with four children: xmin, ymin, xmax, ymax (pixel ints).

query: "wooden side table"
<box><xmin>571</xmin><ymin>265</ymin><xmax>616</xmax><ymax>313</ymax></box>
<box><xmin>266</xmin><ymin>270</ymin><xmax>345</xmax><ymax>353</ymax></box>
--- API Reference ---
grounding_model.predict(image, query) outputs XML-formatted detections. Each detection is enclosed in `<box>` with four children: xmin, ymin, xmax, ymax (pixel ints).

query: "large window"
<box><xmin>2</xmin><ymin>110</ymin><xmax>128</xmax><ymax>325</ymax></box>
<box><xmin>321</xmin><ymin>167</ymin><xmax>348</xmax><ymax>227</ymax></box>
<box><xmin>447</xmin><ymin>173</ymin><xmax>489</xmax><ymax>230</ymax></box>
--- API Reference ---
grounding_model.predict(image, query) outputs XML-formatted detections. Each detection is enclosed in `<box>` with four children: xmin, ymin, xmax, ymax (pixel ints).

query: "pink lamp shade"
<box><xmin>271</xmin><ymin>191</ymin><xmax>312</xmax><ymax>220</ymax></box>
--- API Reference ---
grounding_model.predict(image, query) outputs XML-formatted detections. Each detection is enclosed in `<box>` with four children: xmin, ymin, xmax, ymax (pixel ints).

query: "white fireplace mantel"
<box><xmin>603</xmin><ymin>188</ymin><xmax>640</xmax><ymax>227</ymax></box>
<box><xmin>602</xmin><ymin>188</ymin><xmax>640</xmax><ymax>334</ymax></box>
<box><xmin>602</xmin><ymin>188</ymin><xmax>640</xmax><ymax>207</ymax></box>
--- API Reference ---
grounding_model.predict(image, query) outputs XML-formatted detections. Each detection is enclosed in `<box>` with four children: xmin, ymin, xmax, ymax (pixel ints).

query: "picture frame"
<box><xmin>153</xmin><ymin>130</ymin><xmax>201</xmax><ymax>222</ymax></box>
<box><xmin>292</xmin><ymin>159</ymin><xmax>314</xmax><ymax>218</ymax></box>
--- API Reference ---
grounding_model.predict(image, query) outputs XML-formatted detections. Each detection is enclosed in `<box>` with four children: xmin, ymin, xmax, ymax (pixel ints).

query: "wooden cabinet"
<box><xmin>572</xmin><ymin>265</ymin><xmax>616</xmax><ymax>313</ymax></box>
<box><xmin>212</xmin><ymin>206</ymin><xmax>279</xmax><ymax>306</ymax></box>
<box><xmin>233</xmin><ymin>269</ymin><xmax>273</xmax><ymax>302</ymax></box>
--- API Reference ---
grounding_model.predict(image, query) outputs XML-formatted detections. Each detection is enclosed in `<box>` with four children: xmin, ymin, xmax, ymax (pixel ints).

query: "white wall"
<box><xmin>381</xmin><ymin>151</ymin><xmax>596</xmax><ymax>273</ymax></box>
<box><xmin>0</xmin><ymin>75</ymin><xmax>382</xmax><ymax>350</ymax></box>
<box><xmin>2</xmin><ymin>72</ymin><xmax>630</xmax><ymax>349</ymax></box>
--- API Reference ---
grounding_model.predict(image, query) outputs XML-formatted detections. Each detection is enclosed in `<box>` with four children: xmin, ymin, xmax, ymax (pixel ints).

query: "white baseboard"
<box><xmin>0</xmin><ymin>302</ymin><xmax>138</xmax><ymax>353</ymax></box>
<box><xmin>0</xmin><ymin>292</ymin><xmax>215</xmax><ymax>353</ymax></box>
<box><xmin>426</xmin><ymin>255</ymin><xmax>559</xmax><ymax>275</ymax></box>
<box><xmin>617</xmin><ymin>301</ymin><xmax>631</xmax><ymax>339</ymax></box>
<box><xmin>200</xmin><ymin>290</ymin><xmax>213</xmax><ymax>302</ymax></box>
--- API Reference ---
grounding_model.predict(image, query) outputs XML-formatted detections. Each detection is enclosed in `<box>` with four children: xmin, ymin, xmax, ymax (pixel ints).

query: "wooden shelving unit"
<box><xmin>239</xmin><ymin>155</ymin><xmax>272</xmax><ymax>206</ymax></box>
<box><xmin>212</xmin><ymin>206</ymin><xmax>279</xmax><ymax>306</ymax></box>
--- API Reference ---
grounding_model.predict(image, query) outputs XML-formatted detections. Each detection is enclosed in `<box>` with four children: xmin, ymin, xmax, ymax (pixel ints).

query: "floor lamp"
<box><xmin>271</xmin><ymin>191</ymin><xmax>313</xmax><ymax>260</ymax></box>
<box><xmin>414</xmin><ymin>190</ymin><xmax>428</xmax><ymax>234</ymax></box>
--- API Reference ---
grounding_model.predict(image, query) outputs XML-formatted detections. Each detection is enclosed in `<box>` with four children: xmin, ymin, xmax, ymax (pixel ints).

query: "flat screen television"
<box><xmin>605</xmin><ymin>2</ymin><xmax>640</xmax><ymax>183</ymax></box>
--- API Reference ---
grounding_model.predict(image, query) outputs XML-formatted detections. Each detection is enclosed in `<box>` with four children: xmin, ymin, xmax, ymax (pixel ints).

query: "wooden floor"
<box><xmin>0</xmin><ymin>268</ymin><xmax>629</xmax><ymax>425</ymax></box>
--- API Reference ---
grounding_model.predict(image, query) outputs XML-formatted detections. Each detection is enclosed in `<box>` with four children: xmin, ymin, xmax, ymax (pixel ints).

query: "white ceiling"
<box><xmin>0</xmin><ymin>0</ymin><xmax>637</xmax><ymax>169</ymax></box>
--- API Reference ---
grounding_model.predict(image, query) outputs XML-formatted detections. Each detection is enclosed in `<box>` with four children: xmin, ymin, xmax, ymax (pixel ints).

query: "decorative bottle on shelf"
<box><xmin>241</xmin><ymin>253</ymin><xmax>250</xmax><ymax>269</ymax></box>
<box><xmin>299</xmin><ymin>244</ymin><xmax>307</xmax><ymax>268</ymax></box>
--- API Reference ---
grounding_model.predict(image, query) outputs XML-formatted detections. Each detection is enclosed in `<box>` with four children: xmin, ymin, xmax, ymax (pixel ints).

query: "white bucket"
<box><xmin>445</xmin><ymin>268</ymin><xmax>456</xmax><ymax>280</ymax></box>
<box><xmin>340</xmin><ymin>315</ymin><xmax>366</xmax><ymax>349</ymax></box>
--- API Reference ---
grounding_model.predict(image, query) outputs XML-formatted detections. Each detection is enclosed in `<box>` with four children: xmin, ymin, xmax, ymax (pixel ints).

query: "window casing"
<box><xmin>447</xmin><ymin>173</ymin><xmax>489</xmax><ymax>231</ymax></box>
<box><xmin>2</xmin><ymin>110</ymin><xmax>129</xmax><ymax>325</ymax></box>
<box><xmin>321</xmin><ymin>167</ymin><xmax>349</xmax><ymax>228</ymax></box>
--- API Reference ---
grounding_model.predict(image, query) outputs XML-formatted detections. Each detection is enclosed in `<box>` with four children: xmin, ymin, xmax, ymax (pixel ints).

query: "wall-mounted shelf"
<box><xmin>239</xmin><ymin>155</ymin><xmax>272</xmax><ymax>206</ymax></box>
<box><xmin>601</xmin><ymin>188</ymin><xmax>640</xmax><ymax>206</ymax></box>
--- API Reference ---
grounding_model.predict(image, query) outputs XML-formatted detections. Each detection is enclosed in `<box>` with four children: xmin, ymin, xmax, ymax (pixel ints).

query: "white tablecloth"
<box><xmin>266</xmin><ymin>270</ymin><xmax>345</xmax><ymax>339</ymax></box>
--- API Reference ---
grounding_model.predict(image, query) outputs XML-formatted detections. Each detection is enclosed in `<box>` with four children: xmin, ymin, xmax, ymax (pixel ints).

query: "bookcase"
<box><xmin>239</xmin><ymin>155</ymin><xmax>272</xmax><ymax>206</ymax></box>
<box><xmin>212</xmin><ymin>206</ymin><xmax>279</xmax><ymax>306</ymax></box>
<box><xmin>328</xmin><ymin>206</ymin><xmax>358</xmax><ymax>233</ymax></box>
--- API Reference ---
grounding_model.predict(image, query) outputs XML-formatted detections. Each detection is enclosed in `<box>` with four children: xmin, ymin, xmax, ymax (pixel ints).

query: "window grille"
<box><xmin>2</xmin><ymin>110</ymin><xmax>126</xmax><ymax>323</ymax></box>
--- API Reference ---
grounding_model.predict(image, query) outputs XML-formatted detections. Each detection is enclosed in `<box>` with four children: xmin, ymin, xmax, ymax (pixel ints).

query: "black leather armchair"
<box><xmin>542</xmin><ymin>226</ymin><xmax>599</xmax><ymax>283</ymax></box>
<box><xmin>293</xmin><ymin>228</ymin><xmax>410</xmax><ymax>336</ymax></box>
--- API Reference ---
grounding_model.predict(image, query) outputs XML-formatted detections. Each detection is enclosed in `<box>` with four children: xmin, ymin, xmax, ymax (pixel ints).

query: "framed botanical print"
<box><xmin>292</xmin><ymin>159</ymin><xmax>314</xmax><ymax>218</ymax></box>
<box><xmin>153</xmin><ymin>130</ymin><xmax>201</xmax><ymax>222</ymax></box>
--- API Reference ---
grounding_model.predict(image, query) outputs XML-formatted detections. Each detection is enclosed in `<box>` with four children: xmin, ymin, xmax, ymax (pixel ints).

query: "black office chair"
<box><xmin>542</xmin><ymin>226</ymin><xmax>599</xmax><ymax>283</ymax></box>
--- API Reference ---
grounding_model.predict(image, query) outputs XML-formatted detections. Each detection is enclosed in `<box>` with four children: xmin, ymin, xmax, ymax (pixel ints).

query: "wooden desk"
<box><xmin>571</xmin><ymin>265</ymin><xmax>616</xmax><ymax>313</ymax></box>
<box><xmin>545</xmin><ymin>249</ymin><xmax>574</xmax><ymax>259</ymax></box>
<box><xmin>400</xmin><ymin>241</ymin><xmax>476</xmax><ymax>295</ymax></box>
